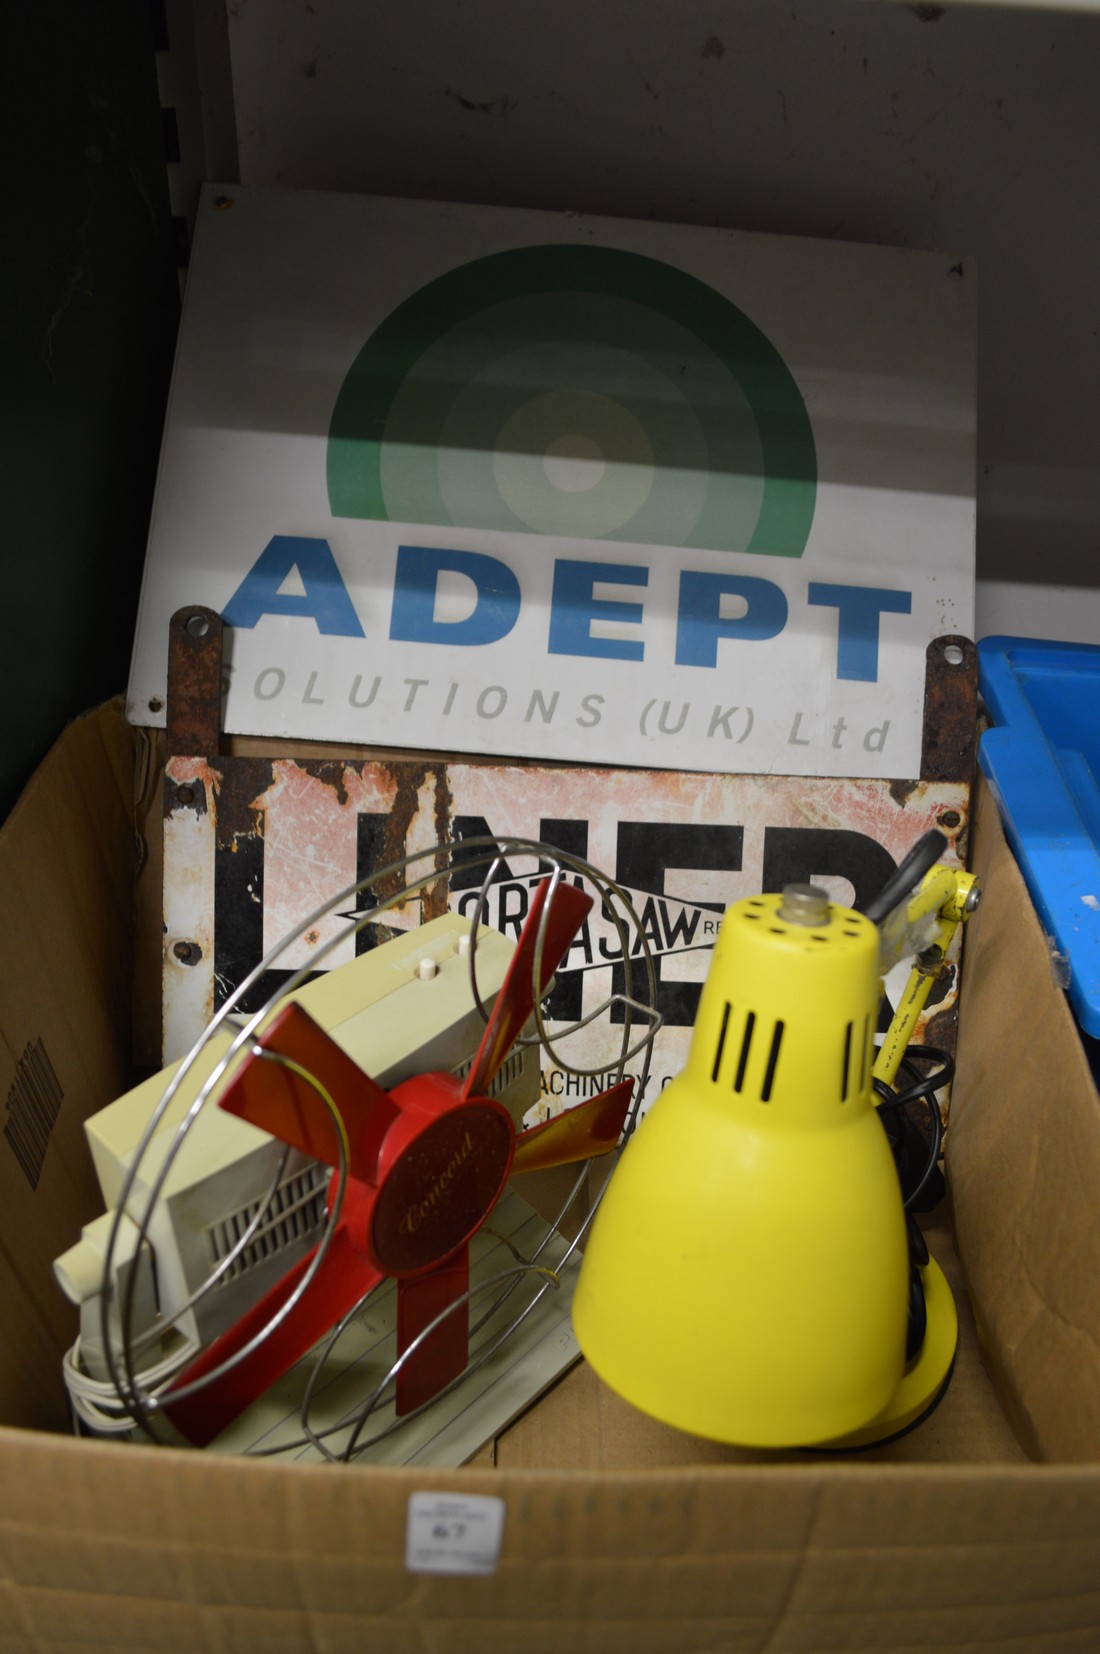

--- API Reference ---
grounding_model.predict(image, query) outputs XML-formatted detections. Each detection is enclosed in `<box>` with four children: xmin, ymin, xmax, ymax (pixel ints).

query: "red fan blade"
<box><xmin>164</xmin><ymin>1202</ymin><xmax>383</xmax><ymax>1447</ymax></box>
<box><xmin>220</xmin><ymin>1002</ymin><xmax>400</xmax><ymax>1185</ymax></box>
<box><xmin>462</xmin><ymin>877</ymin><xmax>593</xmax><ymax>1102</ymax></box>
<box><xmin>395</xmin><ymin>1249</ymin><xmax>470</xmax><ymax>1415</ymax></box>
<box><xmin>510</xmin><ymin>1078</ymin><xmax>634</xmax><ymax>1175</ymax></box>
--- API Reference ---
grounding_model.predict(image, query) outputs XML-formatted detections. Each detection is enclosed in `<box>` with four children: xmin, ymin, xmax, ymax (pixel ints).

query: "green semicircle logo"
<box><xmin>327</xmin><ymin>244</ymin><xmax>816</xmax><ymax>558</ymax></box>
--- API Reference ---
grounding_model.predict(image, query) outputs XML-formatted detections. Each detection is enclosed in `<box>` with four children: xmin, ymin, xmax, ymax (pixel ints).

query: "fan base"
<box><xmin>809</xmin><ymin>1254</ymin><xmax>957</xmax><ymax>1451</ymax></box>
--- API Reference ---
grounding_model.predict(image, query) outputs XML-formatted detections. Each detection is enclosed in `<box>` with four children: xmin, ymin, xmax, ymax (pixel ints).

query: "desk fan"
<box><xmin>94</xmin><ymin>840</ymin><xmax>660</xmax><ymax>1458</ymax></box>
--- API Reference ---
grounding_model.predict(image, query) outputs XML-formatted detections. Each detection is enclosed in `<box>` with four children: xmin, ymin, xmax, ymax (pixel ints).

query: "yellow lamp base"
<box><xmin>808</xmin><ymin>1254</ymin><xmax>957</xmax><ymax>1451</ymax></box>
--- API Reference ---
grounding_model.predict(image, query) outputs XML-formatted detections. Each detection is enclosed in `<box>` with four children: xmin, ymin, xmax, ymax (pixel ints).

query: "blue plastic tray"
<box><xmin>979</xmin><ymin>637</ymin><xmax>1100</xmax><ymax>1038</ymax></box>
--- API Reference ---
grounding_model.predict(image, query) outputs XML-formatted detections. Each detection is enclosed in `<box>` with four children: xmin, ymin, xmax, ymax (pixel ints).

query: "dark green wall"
<box><xmin>2</xmin><ymin>2</ymin><xmax>180</xmax><ymax>820</ymax></box>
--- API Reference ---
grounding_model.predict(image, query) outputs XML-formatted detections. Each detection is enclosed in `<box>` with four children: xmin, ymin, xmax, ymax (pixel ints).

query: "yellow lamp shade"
<box><xmin>572</xmin><ymin>888</ymin><xmax>910</xmax><ymax>1448</ymax></box>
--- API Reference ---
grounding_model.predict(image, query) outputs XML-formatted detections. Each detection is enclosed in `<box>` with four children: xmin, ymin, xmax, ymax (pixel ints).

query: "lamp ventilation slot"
<box><xmin>841</xmin><ymin>1021</ymin><xmax>854</xmax><ymax>1103</ymax></box>
<box><xmin>760</xmin><ymin>1022</ymin><xmax>785</xmax><ymax>1103</ymax></box>
<box><xmin>712</xmin><ymin>1002</ymin><xmax>732</xmax><ymax>1082</ymax></box>
<box><xmin>733</xmin><ymin>1011</ymin><xmax>756</xmax><ymax>1093</ymax></box>
<box><xmin>715</xmin><ymin>1007</ymin><xmax>784</xmax><ymax>1100</ymax></box>
<box><xmin>206</xmin><ymin>1163</ymin><xmax>328</xmax><ymax>1285</ymax></box>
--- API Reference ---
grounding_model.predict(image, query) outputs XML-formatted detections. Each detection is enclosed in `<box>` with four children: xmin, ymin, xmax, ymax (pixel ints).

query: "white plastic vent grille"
<box><xmin>205</xmin><ymin>1162</ymin><xmax>328</xmax><ymax>1285</ymax></box>
<box><xmin>452</xmin><ymin>1047</ymin><xmax>526</xmax><ymax>1095</ymax></box>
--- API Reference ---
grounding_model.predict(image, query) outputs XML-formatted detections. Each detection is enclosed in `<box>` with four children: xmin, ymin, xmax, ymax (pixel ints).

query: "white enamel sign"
<box><xmin>130</xmin><ymin>186</ymin><xmax>975</xmax><ymax>779</ymax></box>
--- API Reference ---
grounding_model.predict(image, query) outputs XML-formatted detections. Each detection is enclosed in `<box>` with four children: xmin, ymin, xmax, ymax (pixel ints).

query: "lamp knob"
<box><xmin>778</xmin><ymin>883</ymin><xmax>831</xmax><ymax>926</ymax></box>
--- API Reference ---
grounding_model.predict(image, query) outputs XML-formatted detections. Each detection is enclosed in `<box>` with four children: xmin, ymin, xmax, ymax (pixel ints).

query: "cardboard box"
<box><xmin>2</xmin><ymin>699</ymin><xmax>1099</xmax><ymax>1653</ymax></box>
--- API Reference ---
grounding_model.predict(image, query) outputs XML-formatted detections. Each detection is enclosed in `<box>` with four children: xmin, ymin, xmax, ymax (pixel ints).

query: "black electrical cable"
<box><xmin>874</xmin><ymin>1042</ymin><xmax>952</xmax><ymax>1210</ymax></box>
<box><xmin>860</xmin><ymin>829</ymin><xmax>948</xmax><ymax>926</ymax></box>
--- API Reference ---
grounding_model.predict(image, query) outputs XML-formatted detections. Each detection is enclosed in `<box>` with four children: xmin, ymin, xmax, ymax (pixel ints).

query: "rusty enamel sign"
<box><xmin>162</xmin><ymin>612</ymin><xmax>978</xmax><ymax>1120</ymax></box>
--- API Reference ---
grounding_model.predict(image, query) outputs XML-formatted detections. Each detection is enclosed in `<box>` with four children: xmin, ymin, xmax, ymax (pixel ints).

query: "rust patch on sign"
<box><xmin>163</xmin><ymin>756</ymin><xmax>219</xmax><ymax>1058</ymax></box>
<box><xmin>431</xmin><ymin>767</ymin><xmax>454</xmax><ymax>863</ymax></box>
<box><xmin>921</xmin><ymin>636</ymin><xmax>979</xmax><ymax>783</ymax></box>
<box><xmin>166</xmin><ymin>606</ymin><xmax>223</xmax><ymax>756</ymax></box>
<box><xmin>889</xmin><ymin>778</ymin><xmax>919</xmax><ymax>808</ymax></box>
<box><xmin>924</xmin><ymin>961</ymin><xmax>955</xmax><ymax>1009</ymax></box>
<box><xmin>426</xmin><ymin>766</ymin><xmax>456</xmax><ymax>920</ymax></box>
<box><xmin>369</xmin><ymin>760</ymin><xmax>453</xmax><ymax>918</ymax></box>
<box><xmin>307</xmin><ymin>761</ymin><xmax>352</xmax><ymax>810</ymax></box>
<box><xmin>214</xmin><ymin>758</ymin><xmax>273</xmax><ymax>850</ymax></box>
<box><xmin>170</xmin><ymin>776</ymin><xmax>208</xmax><ymax>816</ymax></box>
<box><xmin>924</xmin><ymin>999</ymin><xmax>959</xmax><ymax>1059</ymax></box>
<box><xmin>164</xmin><ymin>758</ymin><xmax>223</xmax><ymax>822</ymax></box>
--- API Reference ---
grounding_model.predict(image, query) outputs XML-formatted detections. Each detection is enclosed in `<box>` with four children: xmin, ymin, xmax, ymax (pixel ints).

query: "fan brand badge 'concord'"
<box><xmin>129</xmin><ymin>187</ymin><xmax>975</xmax><ymax>779</ymax></box>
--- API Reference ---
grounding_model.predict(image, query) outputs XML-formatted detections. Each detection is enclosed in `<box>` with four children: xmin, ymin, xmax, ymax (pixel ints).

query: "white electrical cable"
<box><xmin>62</xmin><ymin>1334</ymin><xmax>199</xmax><ymax>1435</ymax></box>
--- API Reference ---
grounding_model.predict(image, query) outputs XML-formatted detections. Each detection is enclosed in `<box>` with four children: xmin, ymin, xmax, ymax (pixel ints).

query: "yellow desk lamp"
<box><xmin>572</xmin><ymin>833</ymin><xmax>979</xmax><ymax>1450</ymax></box>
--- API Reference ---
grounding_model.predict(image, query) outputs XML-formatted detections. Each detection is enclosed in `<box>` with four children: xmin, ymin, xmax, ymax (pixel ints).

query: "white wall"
<box><xmin>214</xmin><ymin>0</ymin><xmax>1100</xmax><ymax>644</ymax></box>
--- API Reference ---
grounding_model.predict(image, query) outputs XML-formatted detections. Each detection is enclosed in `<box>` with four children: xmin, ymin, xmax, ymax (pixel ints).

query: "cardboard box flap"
<box><xmin>949</xmin><ymin>776</ymin><xmax>1100</xmax><ymax>1462</ymax></box>
<box><xmin>0</xmin><ymin>699</ymin><xmax>139</xmax><ymax>1431</ymax></box>
<box><xmin>1</xmin><ymin>1428</ymin><xmax>1100</xmax><ymax>1654</ymax></box>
